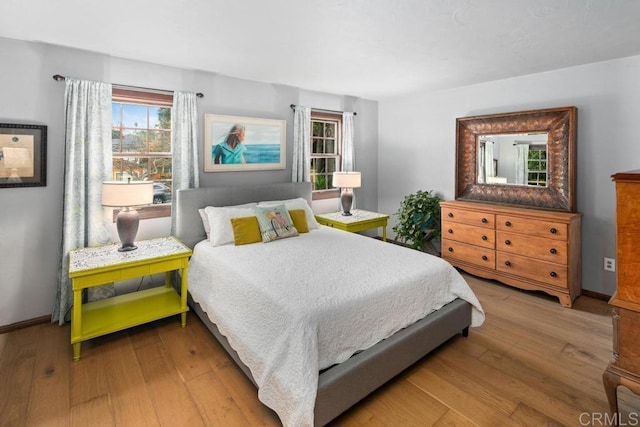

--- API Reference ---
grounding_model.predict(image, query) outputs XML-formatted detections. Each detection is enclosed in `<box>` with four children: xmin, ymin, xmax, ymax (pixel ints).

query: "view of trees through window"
<box><xmin>310</xmin><ymin>113</ymin><xmax>341</xmax><ymax>195</ymax></box>
<box><xmin>527</xmin><ymin>146</ymin><xmax>547</xmax><ymax>186</ymax></box>
<box><xmin>111</xmin><ymin>101</ymin><xmax>172</xmax><ymax>203</ymax></box>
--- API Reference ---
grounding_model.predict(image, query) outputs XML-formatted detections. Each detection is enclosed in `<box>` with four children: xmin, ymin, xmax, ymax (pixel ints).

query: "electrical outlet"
<box><xmin>604</xmin><ymin>257</ymin><xmax>616</xmax><ymax>272</ymax></box>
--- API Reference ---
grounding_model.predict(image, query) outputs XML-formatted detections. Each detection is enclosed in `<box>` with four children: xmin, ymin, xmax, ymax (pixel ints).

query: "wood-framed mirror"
<box><xmin>455</xmin><ymin>106</ymin><xmax>577</xmax><ymax>212</ymax></box>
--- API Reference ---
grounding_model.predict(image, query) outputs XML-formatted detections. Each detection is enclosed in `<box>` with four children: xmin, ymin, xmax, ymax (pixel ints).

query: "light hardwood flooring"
<box><xmin>2</xmin><ymin>274</ymin><xmax>640</xmax><ymax>426</ymax></box>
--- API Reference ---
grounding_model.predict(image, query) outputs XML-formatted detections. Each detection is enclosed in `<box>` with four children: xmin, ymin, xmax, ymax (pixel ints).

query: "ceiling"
<box><xmin>1</xmin><ymin>0</ymin><xmax>640</xmax><ymax>100</ymax></box>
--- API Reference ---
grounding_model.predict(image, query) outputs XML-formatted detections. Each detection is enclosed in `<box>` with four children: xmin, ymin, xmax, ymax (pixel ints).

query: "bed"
<box><xmin>175</xmin><ymin>182</ymin><xmax>484</xmax><ymax>426</ymax></box>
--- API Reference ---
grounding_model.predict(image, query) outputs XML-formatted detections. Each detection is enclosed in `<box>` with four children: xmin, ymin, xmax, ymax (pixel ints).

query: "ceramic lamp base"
<box><xmin>116</xmin><ymin>207</ymin><xmax>140</xmax><ymax>252</ymax></box>
<box><xmin>340</xmin><ymin>189</ymin><xmax>354</xmax><ymax>216</ymax></box>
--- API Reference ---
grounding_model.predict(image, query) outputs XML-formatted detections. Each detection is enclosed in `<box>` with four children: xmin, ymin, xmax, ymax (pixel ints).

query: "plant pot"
<box><xmin>421</xmin><ymin>230</ymin><xmax>441</xmax><ymax>257</ymax></box>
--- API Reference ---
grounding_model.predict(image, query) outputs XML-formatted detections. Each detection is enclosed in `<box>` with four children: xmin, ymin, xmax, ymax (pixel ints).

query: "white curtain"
<box><xmin>292</xmin><ymin>105</ymin><xmax>311</xmax><ymax>182</ymax></box>
<box><xmin>515</xmin><ymin>143</ymin><xmax>529</xmax><ymax>185</ymax></box>
<box><xmin>171</xmin><ymin>91</ymin><xmax>200</xmax><ymax>234</ymax></box>
<box><xmin>53</xmin><ymin>78</ymin><xmax>113</xmax><ymax>324</ymax></box>
<box><xmin>478</xmin><ymin>143</ymin><xmax>486</xmax><ymax>183</ymax></box>
<box><xmin>484</xmin><ymin>141</ymin><xmax>495</xmax><ymax>180</ymax></box>
<box><xmin>342</xmin><ymin>112</ymin><xmax>356</xmax><ymax>209</ymax></box>
<box><xmin>342</xmin><ymin>112</ymin><xmax>355</xmax><ymax>172</ymax></box>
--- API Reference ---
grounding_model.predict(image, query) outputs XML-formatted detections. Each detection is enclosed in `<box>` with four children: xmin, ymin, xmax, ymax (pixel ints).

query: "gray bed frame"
<box><xmin>175</xmin><ymin>182</ymin><xmax>472</xmax><ymax>426</ymax></box>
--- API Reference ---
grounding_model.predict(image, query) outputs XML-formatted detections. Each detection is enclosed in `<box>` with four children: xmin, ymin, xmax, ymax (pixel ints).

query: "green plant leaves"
<box><xmin>392</xmin><ymin>190</ymin><xmax>442</xmax><ymax>251</ymax></box>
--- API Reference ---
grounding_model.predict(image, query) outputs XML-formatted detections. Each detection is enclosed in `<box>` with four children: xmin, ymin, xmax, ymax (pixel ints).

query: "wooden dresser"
<box><xmin>603</xmin><ymin>170</ymin><xmax>640</xmax><ymax>417</ymax></box>
<box><xmin>440</xmin><ymin>200</ymin><xmax>582</xmax><ymax>307</ymax></box>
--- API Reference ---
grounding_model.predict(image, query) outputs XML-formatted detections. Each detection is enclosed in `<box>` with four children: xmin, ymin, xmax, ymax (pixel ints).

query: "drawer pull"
<box><xmin>448</xmin><ymin>247</ymin><xmax>454</xmax><ymax>252</ymax></box>
<box><xmin>482</xmin><ymin>218</ymin><xmax>488</xmax><ymax>223</ymax></box>
<box><xmin>550</xmin><ymin>228</ymin><xmax>557</xmax><ymax>234</ymax></box>
<box><xmin>505</xmin><ymin>221</ymin><xmax>512</xmax><ymax>227</ymax></box>
<box><xmin>448</xmin><ymin>212</ymin><xmax>453</xmax><ymax>218</ymax></box>
<box><xmin>448</xmin><ymin>228</ymin><xmax>453</xmax><ymax>234</ymax></box>
<box><xmin>504</xmin><ymin>240</ymin><xmax>511</xmax><ymax>245</ymax></box>
<box><xmin>549</xmin><ymin>248</ymin><xmax>557</xmax><ymax>254</ymax></box>
<box><xmin>504</xmin><ymin>261</ymin><xmax>511</xmax><ymax>267</ymax></box>
<box><xmin>482</xmin><ymin>255</ymin><xmax>488</xmax><ymax>261</ymax></box>
<box><xmin>482</xmin><ymin>235</ymin><xmax>488</xmax><ymax>241</ymax></box>
<box><xmin>550</xmin><ymin>271</ymin><xmax>557</xmax><ymax>278</ymax></box>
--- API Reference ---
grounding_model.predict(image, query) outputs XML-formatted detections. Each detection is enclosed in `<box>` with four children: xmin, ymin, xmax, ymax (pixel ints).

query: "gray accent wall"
<box><xmin>0</xmin><ymin>37</ymin><xmax>378</xmax><ymax>326</ymax></box>
<box><xmin>379</xmin><ymin>54</ymin><xmax>640</xmax><ymax>296</ymax></box>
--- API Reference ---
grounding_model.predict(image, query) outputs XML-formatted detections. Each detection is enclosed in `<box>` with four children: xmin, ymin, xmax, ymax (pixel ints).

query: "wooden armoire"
<box><xmin>603</xmin><ymin>170</ymin><xmax>640</xmax><ymax>417</ymax></box>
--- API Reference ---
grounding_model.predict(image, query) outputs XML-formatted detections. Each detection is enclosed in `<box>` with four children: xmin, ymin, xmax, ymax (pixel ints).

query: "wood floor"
<box><xmin>2</xmin><ymin>274</ymin><xmax>640</xmax><ymax>426</ymax></box>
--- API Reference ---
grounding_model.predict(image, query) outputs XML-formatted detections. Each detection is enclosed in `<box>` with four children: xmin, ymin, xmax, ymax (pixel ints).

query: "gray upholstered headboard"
<box><xmin>175</xmin><ymin>182</ymin><xmax>312</xmax><ymax>249</ymax></box>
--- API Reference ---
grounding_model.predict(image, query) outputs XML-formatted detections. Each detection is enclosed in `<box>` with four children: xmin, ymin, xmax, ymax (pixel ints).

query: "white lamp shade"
<box><xmin>333</xmin><ymin>171</ymin><xmax>361</xmax><ymax>188</ymax></box>
<box><xmin>102</xmin><ymin>181</ymin><xmax>154</xmax><ymax>207</ymax></box>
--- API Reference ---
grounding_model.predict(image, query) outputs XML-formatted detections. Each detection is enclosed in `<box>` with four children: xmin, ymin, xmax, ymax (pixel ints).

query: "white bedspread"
<box><xmin>188</xmin><ymin>226</ymin><xmax>484</xmax><ymax>427</ymax></box>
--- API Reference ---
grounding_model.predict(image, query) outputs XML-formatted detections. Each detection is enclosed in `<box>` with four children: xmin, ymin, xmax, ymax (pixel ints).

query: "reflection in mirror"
<box><xmin>476</xmin><ymin>132</ymin><xmax>548</xmax><ymax>187</ymax></box>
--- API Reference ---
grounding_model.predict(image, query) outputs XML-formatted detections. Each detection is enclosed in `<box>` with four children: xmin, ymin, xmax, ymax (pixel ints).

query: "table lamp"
<box><xmin>102</xmin><ymin>180</ymin><xmax>154</xmax><ymax>251</ymax></box>
<box><xmin>333</xmin><ymin>171</ymin><xmax>361</xmax><ymax>216</ymax></box>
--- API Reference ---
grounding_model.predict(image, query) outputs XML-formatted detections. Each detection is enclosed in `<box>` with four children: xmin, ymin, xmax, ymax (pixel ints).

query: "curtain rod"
<box><xmin>289</xmin><ymin>104</ymin><xmax>356</xmax><ymax>116</ymax></box>
<box><xmin>52</xmin><ymin>74</ymin><xmax>204</xmax><ymax>98</ymax></box>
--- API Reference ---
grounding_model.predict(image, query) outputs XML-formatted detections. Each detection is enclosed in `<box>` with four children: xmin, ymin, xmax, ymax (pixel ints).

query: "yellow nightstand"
<box><xmin>315</xmin><ymin>209</ymin><xmax>390</xmax><ymax>241</ymax></box>
<box><xmin>68</xmin><ymin>236</ymin><xmax>192</xmax><ymax>361</ymax></box>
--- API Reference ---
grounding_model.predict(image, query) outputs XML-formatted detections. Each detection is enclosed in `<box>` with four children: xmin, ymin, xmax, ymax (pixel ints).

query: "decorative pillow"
<box><xmin>288</xmin><ymin>209</ymin><xmax>309</xmax><ymax>233</ymax></box>
<box><xmin>258</xmin><ymin>198</ymin><xmax>319</xmax><ymax>229</ymax></box>
<box><xmin>230</xmin><ymin>216</ymin><xmax>263</xmax><ymax>245</ymax></box>
<box><xmin>254</xmin><ymin>204</ymin><xmax>298</xmax><ymax>242</ymax></box>
<box><xmin>205</xmin><ymin>205</ymin><xmax>257</xmax><ymax>246</ymax></box>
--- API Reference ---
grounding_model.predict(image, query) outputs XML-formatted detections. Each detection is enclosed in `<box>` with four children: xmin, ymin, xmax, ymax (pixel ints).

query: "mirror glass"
<box><xmin>476</xmin><ymin>132</ymin><xmax>548</xmax><ymax>187</ymax></box>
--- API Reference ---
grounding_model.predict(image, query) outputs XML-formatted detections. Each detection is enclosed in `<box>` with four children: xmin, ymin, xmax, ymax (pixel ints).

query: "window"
<box><xmin>310</xmin><ymin>112</ymin><xmax>342</xmax><ymax>200</ymax></box>
<box><xmin>527</xmin><ymin>145</ymin><xmax>547</xmax><ymax>186</ymax></box>
<box><xmin>111</xmin><ymin>89</ymin><xmax>173</xmax><ymax>218</ymax></box>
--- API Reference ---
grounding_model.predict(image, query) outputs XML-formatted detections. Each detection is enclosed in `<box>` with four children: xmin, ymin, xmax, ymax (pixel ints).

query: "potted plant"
<box><xmin>392</xmin><ymin>190</ymin><xmax>442</xmax><ymax>254</ymax></box>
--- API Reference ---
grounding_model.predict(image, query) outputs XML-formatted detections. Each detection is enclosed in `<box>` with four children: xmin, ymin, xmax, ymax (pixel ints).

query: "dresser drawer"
<box><xmin>442</xmin><ymin>220</ymin><xmax>495</xmax><ymax>249</ymax></box>
<box><xmin>442</xmin><ymin>239</ymin><xmax>495</xmax><ymax>269</ymax></box>
<box><xmin>496</xmin><ymin>231</ymin><xmax>568</xmax><ymax>264</ymax></box>
<box><xmin>496</xmin><ymin>252</ymin><xmax>568</xmax><ymax>288</ymax></box>
<box><xmin>442</xmin><ymin>207</ymin><xmax>494</xmax><ymax>228</ymax></box>
<box><xmin>496</xmin><ymin>215</ymin><xmax>567</xmax><ymax>241</ymax></box>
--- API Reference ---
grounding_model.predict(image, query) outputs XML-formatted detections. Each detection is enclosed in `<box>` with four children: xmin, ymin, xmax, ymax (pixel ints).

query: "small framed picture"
<box><xmin>0</xmin><ymin>123</ymin><xmax>47</xmax><ymax>188</ymax></box>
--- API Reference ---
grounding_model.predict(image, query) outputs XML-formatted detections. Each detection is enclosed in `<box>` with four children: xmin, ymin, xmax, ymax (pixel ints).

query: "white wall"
<box><xmin>0</xmin><ymin>37</ymin><xmax>378</xmax><ymax>326</ymax></box>
<box><xmin>379</xmin><ymin>55</ymin><xmax>640</xmax><ymax>296</ymax></box>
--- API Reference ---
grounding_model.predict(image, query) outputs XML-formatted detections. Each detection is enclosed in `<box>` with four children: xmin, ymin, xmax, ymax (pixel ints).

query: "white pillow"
<box><xmin>198</xmin><ymin>209</ymin><xmax>211</xmax><ymax>240</ymax></box>
<box><xmin>204</xmin><ymin>202</ymin><xmax>257</xmax><ymax>245</ymax></box>
<box><xmin>258</xmin><ymin>197</ymin><xmax>319</xmax><ymax>229</ymax></box>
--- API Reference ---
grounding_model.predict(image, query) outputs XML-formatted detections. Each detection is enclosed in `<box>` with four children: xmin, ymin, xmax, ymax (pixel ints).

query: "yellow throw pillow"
<box><xmin>288</xmin><ymin>209</ymin><xmax>309</xmax><ymax>233</ymax></box>
<box><xmin>230</xmin><ymin>216</ymin><xmax>263</xmax><ymax>245</ymax></box>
